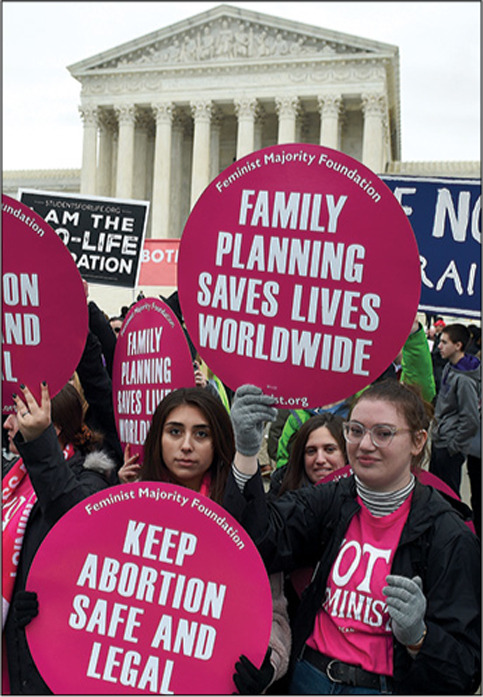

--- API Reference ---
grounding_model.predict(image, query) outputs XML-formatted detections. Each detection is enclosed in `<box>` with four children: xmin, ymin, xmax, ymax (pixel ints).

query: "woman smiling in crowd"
<box><xmin>269</xmin><ymin>412</ymin><xmax>347</xmax><ymax>498</ymax></box>
<box><xmin>225</xmin><ymin>381</ymin><xmax>480</xmax><ymax>694</ymax></box>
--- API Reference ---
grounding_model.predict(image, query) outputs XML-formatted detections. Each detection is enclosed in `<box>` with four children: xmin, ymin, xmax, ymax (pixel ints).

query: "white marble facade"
<box><xmin>68</xmin><ymin>4</ymin><xmax>400</xmax><ymax>239</ymax></box>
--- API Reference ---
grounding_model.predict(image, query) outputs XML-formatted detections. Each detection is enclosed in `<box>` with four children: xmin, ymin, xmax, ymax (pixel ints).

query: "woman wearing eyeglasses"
<box><xmin>225</xmin><ymin>380</ymin><xmax>480</xmax><ymax>694</ymax></box>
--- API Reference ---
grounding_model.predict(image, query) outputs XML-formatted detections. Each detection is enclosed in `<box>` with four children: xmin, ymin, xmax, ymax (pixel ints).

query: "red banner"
<box><xmin>138</xmin><ymin>240</ymin><xmax>180</xmax><ymax>286</ymax></box>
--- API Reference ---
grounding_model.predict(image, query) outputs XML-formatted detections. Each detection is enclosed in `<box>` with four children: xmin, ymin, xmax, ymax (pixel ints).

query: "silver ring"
<box><xmin>21</xmin><ymin>410</ymin><xmax>29</xmax><ymax>417</ymax></box>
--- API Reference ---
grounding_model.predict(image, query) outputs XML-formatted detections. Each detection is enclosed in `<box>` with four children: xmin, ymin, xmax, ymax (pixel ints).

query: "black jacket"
<box><xmin>4</xmin><ymin>425</ymin><xmax>114</xmax><ymax>695</ymax></box>
<box><xmin>76</xmin><ymin>326</ymin><xmax>123</xmax><ymax>468</ymax></box>
<box><xmin>224</xmin><ymin>472</ymin><xmax>481</xmax><ymax>694</ymax></box>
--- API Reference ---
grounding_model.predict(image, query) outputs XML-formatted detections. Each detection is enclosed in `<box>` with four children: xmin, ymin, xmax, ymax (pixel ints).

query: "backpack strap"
<box><xmin>290</xmin><ymin>409</ymin><xmax>305</xmax><ymax>427</ymax></box>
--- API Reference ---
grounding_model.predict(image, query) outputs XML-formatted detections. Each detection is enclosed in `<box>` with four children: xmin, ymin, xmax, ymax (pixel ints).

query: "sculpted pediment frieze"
<box><xmin>81</xmin><ymin>14</ymin><xmax>378</xmax><ymax>73</ymax></box>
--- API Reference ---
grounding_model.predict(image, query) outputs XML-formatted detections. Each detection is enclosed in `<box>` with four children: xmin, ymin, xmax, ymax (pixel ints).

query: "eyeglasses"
<box><xmin>342</xmin><ymin>421</ymin><xmax>413</xmax><ymax>448</ymax></box>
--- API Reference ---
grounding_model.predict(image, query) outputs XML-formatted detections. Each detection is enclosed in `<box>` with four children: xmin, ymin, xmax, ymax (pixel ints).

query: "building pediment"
<box><xmin>68</xmin><ymin>4</ymin><xmax>397</xmax><ymax>76</ymax></box>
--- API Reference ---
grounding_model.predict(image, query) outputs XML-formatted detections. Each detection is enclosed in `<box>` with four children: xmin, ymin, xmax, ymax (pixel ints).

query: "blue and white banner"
<box><xmin>381</xmin><ymin>176</ymin><xmax>480</xmax><ymax>319</ymax></box>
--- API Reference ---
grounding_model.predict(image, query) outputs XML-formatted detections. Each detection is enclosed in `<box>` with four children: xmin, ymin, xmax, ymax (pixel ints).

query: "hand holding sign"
<box><xmin>231</xmin><ymin>385</ymin><xmax>278</xmax><ymax>457</ymax></box>
<box><xmin>12</xmin><ymin>382</ymin><xmax>51</xmax><ymax>443</ymax></box>
<box><xmin>13</xmin><ymin>590</ymin><xmax>39</xmax><ymax>629</ymax></box>
<box><xmin>233</xmin><ymin>648</ymin><xmax>275</xmax><ymax>694</ymax></box>
<box><xmin>118</xmin><ymin>443</ymin><xmax>141</xmax><ymax>483</ymax></box>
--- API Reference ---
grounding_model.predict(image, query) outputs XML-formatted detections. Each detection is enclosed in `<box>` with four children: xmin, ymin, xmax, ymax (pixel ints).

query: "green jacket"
<box><xmin>209</xmin><ymin>374</ymin><xmax>231</xmax><ymax>413</ymax></box>
<box><xmin>401</xmin><ymin>323</ymin><xmax>436</xmax><ymax>403</ymax></box>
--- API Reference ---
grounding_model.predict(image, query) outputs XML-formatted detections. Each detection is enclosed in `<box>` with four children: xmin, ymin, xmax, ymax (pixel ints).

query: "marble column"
<box><xmin>254</xmin><ymin>106</ymin><xmax>266</xmax><ymax>152</ymax></box>
<box><xmin>145</xmin><ymin>121</ymin><xmax>155</xmax><ymax>202</ymax></box>
<box><xmin>295</xmin><ymin>105</ymin><xmax>307</xmax><ymax>143</ymax></box>
<box><xmin>145</xmin><ymin>124</ymin><xmax>156</xmax><ymax>238</ymax></box>
<box><xmin>190</xmin><ymin>100</ymin><xmax>213</xmax><ymax>208</ymax></box>
<box><xmin>170</xmin><ymin>111</ymin><xmax>185</xmax><ymax>238</ymax></box>
<box><xmin>97</xmin><ymin>110</ymin><xmax>115</xmax><ymax>197</ymax></box>
<box><xmin>234</xmin><ymin>98</ymin><xmax>258</xmax><ymax>159</ymax></box>
<box><xmin>361</xmin><ymin>93</ymin><xmax>387</xmax><ymax>173</ymax></box>
<box><xmin>318</xmin><ymin>95</ymin><xmax>343</xmax><ymax>149</ymax></box>
<box><xmin>210</xmin><ymin>107</ymin><xmax>223</xmax><ymax>181</ymax></box>
<box><xmin>180</xmin><ymin>119</ymin><xmax>194</xmax><ymax>232</ymax></box>
<box><xmin>133</xmin><ymin>109</ymin><xmax>151</xmax><ymax>201</ymax></box>
<box><xmin>115</xmin><ymin>104</ymin><xmax>136</xmax><ymax>198</ymax></box>
<box><xmin>275</xmin><ymin>96</ymin><xmax>300</xmax><ymax>144</ymax></box>
<box><xmin>151</xmin><ymin>103</ymin><xmax>174</xmax><ymax>239</ymax></box>
<box><xmin>79</xmin><ymin>106</ymin><xmax>98</xmax><ymax>194</ymax></box>
<box><xmin>111</xmin><ymin>130</ymin><xmax>118</xmax><ymax>198</ymax></box>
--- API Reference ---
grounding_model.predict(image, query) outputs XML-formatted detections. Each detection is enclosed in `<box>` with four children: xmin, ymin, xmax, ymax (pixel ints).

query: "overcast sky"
<box><xmin>3</xmin><ymin>1</ymin><xmax>481</xmax><ymax>170</ymax></box>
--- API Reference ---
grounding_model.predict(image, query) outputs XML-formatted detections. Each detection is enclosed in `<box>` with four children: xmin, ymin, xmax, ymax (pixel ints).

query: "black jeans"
<box><xmin>429</xmin><ymin>445</ymin><xmax>465</xmax><ymax>496</ymax></box>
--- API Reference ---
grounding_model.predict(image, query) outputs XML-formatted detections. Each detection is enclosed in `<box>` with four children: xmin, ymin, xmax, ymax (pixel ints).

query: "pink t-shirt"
<box><xmin>307</xmin><ymin>494</ymin><xmax>412</xmax><ymax>676</ymax></box>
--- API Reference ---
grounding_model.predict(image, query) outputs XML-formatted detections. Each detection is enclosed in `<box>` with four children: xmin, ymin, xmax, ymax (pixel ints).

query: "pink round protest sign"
<box><xmin>112</xmin><ymin>298</ymin><xmax>196</xmax><ymax>462</ymax></box>
<box><xmin>178</xmin><ymin>144</ymin><xmax>421</xmax><ymax>408</ymax></box>
<box><xmin>2</xmin><ymin>195</ymin><xmax>88</xmax><ymax>412</ymax></box>
<box><xmin>26</xmin><ymin>482</ymin><xmax>272</xmax><ymax>695</ymax></box>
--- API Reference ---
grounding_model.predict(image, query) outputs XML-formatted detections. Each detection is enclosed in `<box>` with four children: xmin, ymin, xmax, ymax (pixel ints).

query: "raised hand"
<box><xmin>118</xmin><ymin>443</ymin><xmax>141</xmax><ymax>483</ymax></box>
<box><xmin>193</xmin><ymin>361</ymin><xmax>207</xmax><ymax>388</ymax></box>
<box><xmin>12</xmin><ymin>382</ymin><xmax>51</xmax><ymax>442</ymax></box>
<box><xmin>231</xmin><ymin>385</ymin><xmax>277</xmax><ymax>457</ymax></box>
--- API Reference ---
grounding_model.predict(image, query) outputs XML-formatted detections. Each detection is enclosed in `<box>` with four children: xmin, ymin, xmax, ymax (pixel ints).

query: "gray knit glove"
<box><xmin>383</xmin><ymin>575</ymin><xmax>427</xmax><ymax>646</ymax></box>
<box><xmin>231</xmin><ymin>385</ymin><xmax>277</xmax><ymax>456</ymax></box>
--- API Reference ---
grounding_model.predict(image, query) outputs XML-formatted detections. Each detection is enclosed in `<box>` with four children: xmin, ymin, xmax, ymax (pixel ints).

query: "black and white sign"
<box><xmin>19</xmin><ymin>189</ymin><xmax>150</xmax><ymax>288</ymax></box>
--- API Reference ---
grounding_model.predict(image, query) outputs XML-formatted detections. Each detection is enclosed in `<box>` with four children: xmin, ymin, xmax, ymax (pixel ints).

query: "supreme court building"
<box><xmin>69</xmin><ymin>5</ymin><xmax>400</xmax><ymax>238</ymax></box>
<box><xmin>4</xmin><ymin>5</ymin><xmax>478</xmax><ymax>313</ymax></box>
<box><xmin>6</xmin><ymin>4</ymin><xmax>479</xmax><ymax>238</ymax></box>
<box><xmin>66</xmin><ymin>4</ymin><xmax>409</xmax><ymax>240</ymax></box>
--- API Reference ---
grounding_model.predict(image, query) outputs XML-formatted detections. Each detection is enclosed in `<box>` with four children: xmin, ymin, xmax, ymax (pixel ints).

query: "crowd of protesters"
<box><xmin>2</xmin><ymin>289</ymin><xmax>480</xmax><ymax>695</ymax></box>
